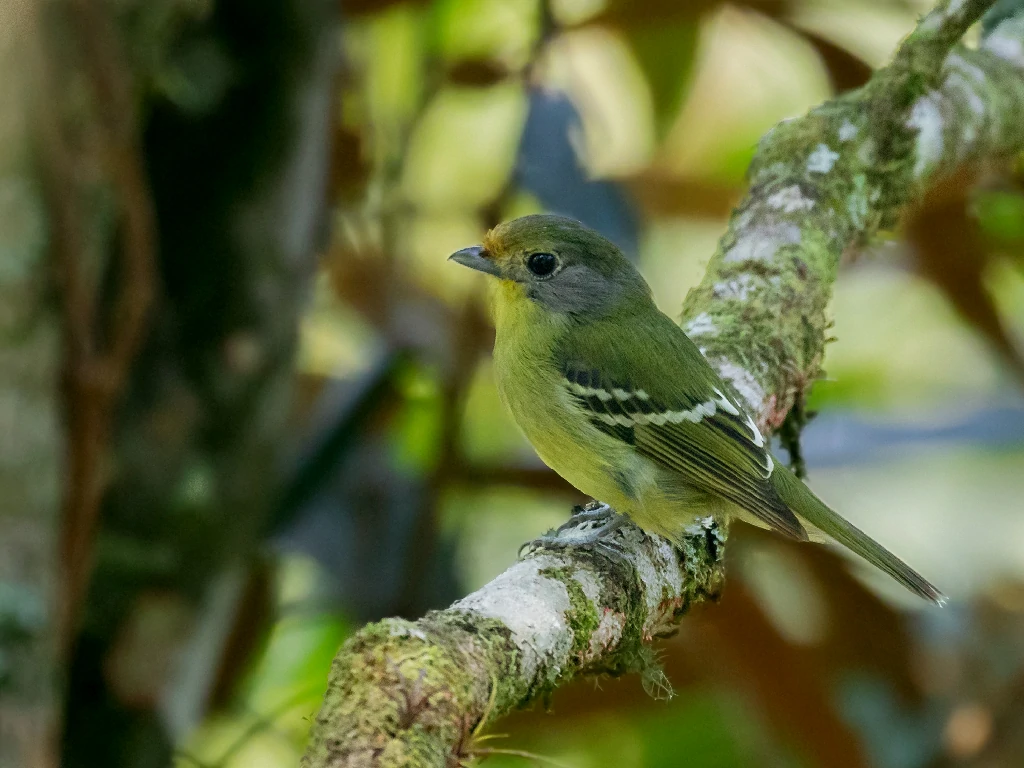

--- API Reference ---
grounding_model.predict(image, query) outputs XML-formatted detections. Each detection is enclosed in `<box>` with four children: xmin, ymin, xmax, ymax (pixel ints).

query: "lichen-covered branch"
<box><xmin>305</xmin><ymin>510</ymin><xmax>722</xmax><ymax>767</ymax></box>
<box><xmin>681</xmin><ymin>9</ymin><xmax>1024</xmax><ymax>432</ymax></box>
<box><xmin>304</xmin><ymin>4</ymin><xmax>1024</xmax><ymax>766</ymax></box>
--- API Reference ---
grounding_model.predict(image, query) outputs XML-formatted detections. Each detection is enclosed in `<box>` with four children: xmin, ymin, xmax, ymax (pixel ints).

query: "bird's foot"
<box><xmin>519</xmin><ymin>502</ymin><xmax>628</xmax><ymax>558</ymax></box>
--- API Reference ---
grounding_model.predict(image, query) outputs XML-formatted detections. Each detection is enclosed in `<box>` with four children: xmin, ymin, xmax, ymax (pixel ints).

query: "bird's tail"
<box><xmin>769</xmin><ymin>460</ymin><xmax>945</xmax><ymax>605</ymax></box>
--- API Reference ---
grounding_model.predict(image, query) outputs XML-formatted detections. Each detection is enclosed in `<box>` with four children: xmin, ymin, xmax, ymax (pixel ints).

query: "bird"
<box><xmin>449</xmin><ymin>213</ymin><xmax>943</xmax><ymax>604</ymax></box>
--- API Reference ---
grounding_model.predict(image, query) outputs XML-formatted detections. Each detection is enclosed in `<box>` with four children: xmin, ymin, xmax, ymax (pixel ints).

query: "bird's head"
<box><xmin>448</xmin><ymin>214</ymin><xmax>651</xmax><ymax>316</ymax></box>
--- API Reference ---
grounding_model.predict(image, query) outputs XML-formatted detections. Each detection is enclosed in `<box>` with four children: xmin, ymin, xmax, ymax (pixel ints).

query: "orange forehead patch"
<box><xmin>481</xmin><ymin>227</ymin><xmax>503</xmax><ymax>255</ymax></box>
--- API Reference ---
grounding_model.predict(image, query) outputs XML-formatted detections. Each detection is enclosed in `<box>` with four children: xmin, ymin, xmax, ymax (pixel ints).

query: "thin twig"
<box><xmin>40</xmin><ymin>0</ymin><xmax>157</xmax><ymax>651</ymax></box>
<box><xmin>68</xmin><ymin>0</ymin><xmax>156</xmax><ymax>386</ymax></box>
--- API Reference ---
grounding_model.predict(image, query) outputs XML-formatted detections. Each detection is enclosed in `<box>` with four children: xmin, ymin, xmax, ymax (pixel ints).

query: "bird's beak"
<box><xmin>448</xmin><ymin>246</ymin><xmax>501</xmax><ymax>277</ymax></box>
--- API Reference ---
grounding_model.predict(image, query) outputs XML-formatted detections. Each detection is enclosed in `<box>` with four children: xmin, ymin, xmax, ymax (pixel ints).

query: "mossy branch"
<box><xmin>305</xmin><ymin>508</ymin><xmax>723</xmax><ymax>767</ymax></box>
<box><xmin>303</xmin><ymin>3</ymin><xmax>1024</xmax><ymax>766</ymax></box>
<box><xmin>680</xmin><ymin>3</ymin><xmax>1024</xmax><ymax>432</ymax></box>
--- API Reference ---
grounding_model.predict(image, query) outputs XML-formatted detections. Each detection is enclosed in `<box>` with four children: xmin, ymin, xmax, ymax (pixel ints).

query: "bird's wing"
<box><xmin>557</xmin><ymin>312</ymin><xmax>806</xmax><ymax>541</ymax></box>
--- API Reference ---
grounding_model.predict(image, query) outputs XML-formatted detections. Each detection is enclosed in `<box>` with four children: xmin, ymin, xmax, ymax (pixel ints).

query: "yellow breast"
<box><xmin>490</xmin><ymin>281</ymin><xmax>652</xmax><ymax>518</ymax></box>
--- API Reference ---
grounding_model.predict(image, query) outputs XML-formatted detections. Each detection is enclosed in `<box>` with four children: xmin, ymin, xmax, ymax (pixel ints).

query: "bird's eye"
<box><xmin>526</xmin><ymin>252</ymin><xmax>558</xmax><ymax>277</ymax></box>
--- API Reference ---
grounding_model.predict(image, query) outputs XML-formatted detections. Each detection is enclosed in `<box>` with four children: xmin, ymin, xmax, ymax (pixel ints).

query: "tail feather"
<box><xmin>769</xmin><ymin>460</ymin><xmax>945</xmax><ymax>605</ymax></box>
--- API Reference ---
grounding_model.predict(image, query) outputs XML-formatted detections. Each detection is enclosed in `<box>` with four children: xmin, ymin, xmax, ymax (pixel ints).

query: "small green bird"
<box><xmin>449</xmin><ymin>214</ymin><xmax>943</xmax><ymax>604</ymax></box>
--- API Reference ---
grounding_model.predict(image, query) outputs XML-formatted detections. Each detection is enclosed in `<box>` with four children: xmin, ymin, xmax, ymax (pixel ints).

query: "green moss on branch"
<box><xmin>682</xmin><ymin>6</ymin><xmax>1024</xmax><ymax>436</ymax></box>
<box><xmin>304</xmin><ymin>527</ymin><xmax>723</xmax><ymax>767</ymax></box>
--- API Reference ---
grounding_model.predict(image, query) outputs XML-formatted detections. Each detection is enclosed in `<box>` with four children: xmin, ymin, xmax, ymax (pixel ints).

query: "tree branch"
<box><xmin>307</xmin><ymin>508</ymin><xmax>724</xmax><ymax>767</ymax></box>
<box><xmin>303</xmin><ymin>3</ymin><xmax>1024</xmax><ymax>766</ymax></box>
<box><xmin>46</xmin><ymin>0</ymin><xmax>158</xmax><ymax>653</ymax></box>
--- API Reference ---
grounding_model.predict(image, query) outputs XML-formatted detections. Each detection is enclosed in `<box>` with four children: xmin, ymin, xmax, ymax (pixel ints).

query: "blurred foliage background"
<box><xmin>16</xmin><ymin>0</ymin><xmax>1024</xmax><ymax>766</ymax></box>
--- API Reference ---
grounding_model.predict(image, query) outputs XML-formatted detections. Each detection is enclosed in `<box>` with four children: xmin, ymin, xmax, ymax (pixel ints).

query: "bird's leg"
<box><xmin>519</xmin><ymin>502</ymin><xmax>628</xmax><ymax>557</ymax></box>
<box><xmin>567</xmin><ymin>500</ymin><xmax>618</xmax><ymax>525</ymax></box>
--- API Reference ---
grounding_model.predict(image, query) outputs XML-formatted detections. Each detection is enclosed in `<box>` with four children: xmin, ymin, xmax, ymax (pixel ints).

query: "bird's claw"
<box><xmin>518</xmin><ymin>503</ymin><xmax>628</xmax><ymax>559</ymax></box>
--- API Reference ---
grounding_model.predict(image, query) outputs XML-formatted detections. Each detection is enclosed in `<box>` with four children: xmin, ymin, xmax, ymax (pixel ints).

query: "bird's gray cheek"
<box><xmin>527</xmin><ymin>282</ymin><xmax>578</xmax><ymax>313</ymax></box>
<box><xmin>531</xmin><ymin>278</ymin><xmax>619</xmax><ymax>315</ymax></box>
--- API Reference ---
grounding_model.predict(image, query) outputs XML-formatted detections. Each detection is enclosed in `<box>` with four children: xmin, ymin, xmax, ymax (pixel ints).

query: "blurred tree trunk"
<box><xmin>0</xmin><ymin>3</ymin><xmax>61</xmax><ymax>767</ymax></box>
<box><xmin>0</xmin><ymin>1</ymin><xmax>338</xmax><ymax>766</ymax></box>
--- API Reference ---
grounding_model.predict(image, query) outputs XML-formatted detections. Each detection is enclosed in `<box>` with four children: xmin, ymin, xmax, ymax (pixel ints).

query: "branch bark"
<box><xmin>303</xmin><ymin>3</ymin><xmax>1024</xmax><ymax>766</ymax></box>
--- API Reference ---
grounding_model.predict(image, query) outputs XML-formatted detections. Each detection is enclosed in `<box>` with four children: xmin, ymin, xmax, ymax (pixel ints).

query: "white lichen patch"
<box><xmin>806</xmin><ymin>143</ymin><xmax>839</xmax><ymax>174</ymax></box>
<box><xmin>713</xmin><ymin>274</ymin><xmax>757</xmax><ymax>302</ymax></box>
<box><xmin>838</xmin><ymin>120</ymin><xmax>859</xmax><ymax>142</ymax></box>
<box><xmin>732</xmin><ymin>207</ymin><xmax>755</xmax><ymax>232</ymax></box>
<box><xmin>570</xmin><ymin>569</ymin><xmax>625</xmax><ymax>658</ymax></box>
<box><xmin>712</xmin><ymin>358</ymin><xmax>766</xmax><ymax>413</ymax></box>
<box><xmin>946</xmin><ymin>53</ymin><xmax>987</xmax><ymax>84</ymax></box>
<box><xmin>571</xmin><ymin>567</ymin><xmax>603</xmax><ymax>605</ymax></box>
<box><xmin>684</xmin><ymin>312</ymin><xmax>717</xmax><ymax>338</ymax></box>
<box><xmin>847</xmin><ymin>174</ymin><xmax>869</xmax><ymax>230</ymax></box>
<box><xmin>588</xmin><ymin>609</ymin><xmax>626</xmax><ymax>658</ymax></box>
<box><xmin>944</xmin><ymin>71</ymin><xmax>986</xmax><ymax>118</ymax></box>
<box><xmin>453</xmin><ymin>556</ymin><xmax>573</xmax><ymax>680</ymax></box>
<box><xmin>918</xmin><ymin>0</ymin><xmax>965</xmax><ymax>32</ymax></box>
<box><xmin>618</xmin><ymin>527</ymin><xmax>684</xmax><ymax>623</ymax></box>
<box><xmin>681</xmin><ymin>516</ymin><xmax>718</xmax><ymax>550</ymax></box>
<box><xmin>983</xmin><ymin>22</ymin><xmax>1024</xmax><ymax>68</ymax></box>
<box><xmin>946</xmin><ymin>0</ymin><xmax>967</xmax><ymax>18</ymax></box>
<box><xmin>907</xmin><ymin>93</ymin><xmax>945</xmax><ymax>178</ymax></box>
<box><xmin>388</xmin><ymin>623</ymin><xmax>428</xmax><ymax>641</ymax></box>
<box><xmin>856</xmin><ymin>137</ymin><xmax>876</xmax><ymax>166</ymax></box>
<box><xmin>723</xmin><ymin>222</ymin><xmax>801</xmax><ymax>263</ymax></box>
<box><xmin>766</xmin><ymin>185</ymin><xmax>815</xmax><ymax>213</ymax></box>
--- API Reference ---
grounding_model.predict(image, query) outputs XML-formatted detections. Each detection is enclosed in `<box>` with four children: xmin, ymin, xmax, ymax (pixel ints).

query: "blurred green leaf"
<box><xmin>178</xmin><ymin>715</ymin><xmax>300</xmax><ymax>768</ymax></box>
<box><xmin>598</xmin><ymin>0</ymin><xmax>786</xmax><ymax>26</ymax></box>
<box><xmin>489</xmin><ymin>691</ymin><xmax>783</xmax><ymax>768</ymax></box>
<box><xmin>619</xmin><ymin>22</ymin><xmax>700</xmax><ymax>137</ymax></box>
<box><xmin>430</xmin><ymin>0</ymin><xmax>540</xmax><ymax>69</ymax></box>
<box><xmin>975</xmin><ymin>189</ymin><xmax>1024</xmax><ymax>245</ymax></box>
<box><xmin>660</xmin><ymin>6</ymin><xmax>831</xmax><ymax>182</ymax></box>
<box><xmin>357</xmin><ymin>4</ymin><xmax>426</xmax><ymax>154</ymax></box>
<box><xmin>240</xmin><ymin>561</ymin><xmax>352</xmax><ymax>739</ymax></box>
<box><xmin>390</xmin><ymin>364</ymin><xmax>444</xmax><ymax>473</ymax></box>
<box><xmin>402</xmin><ymin>84</ymin><xmax>527</xmax><ymax>210</ymax></box>
<box><xmin>241</xmin><ymin>611</ymin><xmax>348</xmax><ymax>730</ymax></box>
